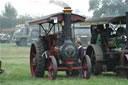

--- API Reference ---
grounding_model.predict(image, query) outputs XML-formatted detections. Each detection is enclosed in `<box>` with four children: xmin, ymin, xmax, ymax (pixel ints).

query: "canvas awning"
<box><xmin>29</xmin><ymin>12</ymin><xmax>85</xmax><ymax>25</ymax></box>
<box><xmin>83</xmin><ymin>16</ymin><xmax>126</xmax><ymax>25</ymax></box>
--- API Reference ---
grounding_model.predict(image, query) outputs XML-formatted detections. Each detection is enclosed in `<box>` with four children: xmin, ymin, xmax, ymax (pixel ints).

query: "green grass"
<box><xmin>0</xmin><ymin>43</ymin><xmax>128</xmax><ymax>85</ymax></box>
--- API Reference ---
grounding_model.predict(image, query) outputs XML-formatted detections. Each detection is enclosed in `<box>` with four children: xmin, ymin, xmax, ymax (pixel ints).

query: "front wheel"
<box><xmin>90</xmin><ymin>49</ymin><xmax>102</xmax><ymax>75</ymax></box>
<box><xmin>81</xmin><ymin>55</ymin><xmax>91</xmax><ymax>79</ymax></box>
<box><xmin>48</xmin><ymin>56</ymin><xmax>57</xmax><ymax>80</ymax></box>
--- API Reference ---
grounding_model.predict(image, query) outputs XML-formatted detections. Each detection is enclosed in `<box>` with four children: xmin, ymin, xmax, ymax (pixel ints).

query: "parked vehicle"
<box><xmin>29</xmin><ymin>7</ymin><xmax>91</xmax><ymax>80</ymax></box>
<box><xmin>74</xmin><ymin>23</ymin><xmax>91</xmax><ymax>49</ymax></box>
<box><xmin>86</xmin><ymin>14</ymin><xmax>128</xmax><ymax>78</ymax></box>
<box><xmin>13</xmin><ymin>24</ymin><xmax>39</xmax><ymax>46</ymax></box>
<box><xmin>0</xmin><ymin>33</ymin><xmax>10</xmax><ymax>43</ymax></box>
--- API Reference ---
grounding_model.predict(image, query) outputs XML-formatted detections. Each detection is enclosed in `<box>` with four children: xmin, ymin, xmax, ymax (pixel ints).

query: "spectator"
<box><xmin>0</xmin><ymin>60</ymin><xmax>4</xmax><ymax>74</ymax></box>
<box><xmin>77</xmin><ymin>41</ymin><xmax>84</xmax><ymax>60</ymax></box>
<box><xmin>77</xmin><ymin>41</ymin><xmax>84</xmax><ymax>78</ymax></box>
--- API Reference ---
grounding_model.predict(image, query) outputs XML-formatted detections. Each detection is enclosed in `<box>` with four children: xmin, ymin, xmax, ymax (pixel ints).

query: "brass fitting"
<box><xmin>63</xmin><ymin>7</ymin><xmax>72</xmax><ymax>14</ymax></box>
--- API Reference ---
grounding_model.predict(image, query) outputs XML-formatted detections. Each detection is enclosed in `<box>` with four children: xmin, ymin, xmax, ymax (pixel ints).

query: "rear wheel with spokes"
<box><xmin>30</xmin><ymin>42</ymin><xmax>46</xmax><ymax>77</ymax></box>
<box><xmin>30</xmin><ymin>45</ymin><xmax>37</xmax><ymax>77</ymax></box>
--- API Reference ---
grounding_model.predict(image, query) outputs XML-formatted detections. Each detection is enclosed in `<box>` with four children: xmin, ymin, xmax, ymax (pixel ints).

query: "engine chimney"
<box><xmin>63</xmin><ymin>7</ymin><xmax>72</xmax><ymax>40</ymax></box>
<box><xmin>59</xmin><ymin>7</ymin><xmax>78</xmax><ymax>59</ymax></box>
<box><xmin>126</xmin><ymin>12</ymin><xmax>128</xmax><ymax>37</ymax></box>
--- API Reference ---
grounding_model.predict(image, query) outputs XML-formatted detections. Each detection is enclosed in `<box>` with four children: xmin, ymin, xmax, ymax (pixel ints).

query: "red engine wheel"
<box><xmin>48</xmin><ymin>56</ymin><xmax>57</xmax><ymax>80</ymax></box>
<box><xmin>30</xmin><ymin>43</ymin><xmax>46</xmax><ymax>78</ymax></box>
<box><xmin>30</xmin><ymin>45</ymin><xmax>37</xmax><ymax>77</ymax></box>
<box><xmin>82</xmin><ymin>55</ymin><xmax>91</xmax><ymax>79</ymax></box>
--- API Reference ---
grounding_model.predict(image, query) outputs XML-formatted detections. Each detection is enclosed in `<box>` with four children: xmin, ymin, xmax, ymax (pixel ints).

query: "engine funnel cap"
<box><xmin>63</xmin><ymin>7</ymin><xmax>72</xmax><ymax>14</ymax></box>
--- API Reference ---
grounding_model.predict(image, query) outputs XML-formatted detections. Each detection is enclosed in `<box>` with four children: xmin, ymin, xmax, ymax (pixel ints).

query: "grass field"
<box><xmin>0</xmin><ymin>43</ymin><xmax>128</xmax><ymax>85</ymax></box>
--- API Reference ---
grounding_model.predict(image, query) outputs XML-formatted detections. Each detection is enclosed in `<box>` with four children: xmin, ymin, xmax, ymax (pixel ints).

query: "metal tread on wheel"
<box><xmin>30</xmin><ymin>42</ymin><xmax>46</xmax><ymax>77</ymax></box>
<box><xmin>86</xmin><ymin>45</ymin><xmax>103</xmax><ymax>75</ymax></box>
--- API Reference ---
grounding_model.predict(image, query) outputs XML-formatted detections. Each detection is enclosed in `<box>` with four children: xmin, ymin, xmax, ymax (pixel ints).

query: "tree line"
<box><xmin>1</xmin><ymin>1</ymin><xmax>128</xmax><ymax>31</ymax></box>
<box><xmin>0</xmin><ymin>3</ymin><xmax>32</xmax><ymax>31</ymax></box>
<box><xmin>89</xmin><ymin>0</ymin><xmax>128</xmax><ymax>17</ymax></box>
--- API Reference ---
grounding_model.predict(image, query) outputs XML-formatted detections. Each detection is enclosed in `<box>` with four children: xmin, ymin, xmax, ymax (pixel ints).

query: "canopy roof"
<box><xmin>29</xmin><ymin>12</ymin><xmax>85</xmax><ymax>25</ymax></box>
<box><xmin>84</xmin><ymin>16</ymin><xmax>126</xmax><ymax>25</ymax></box>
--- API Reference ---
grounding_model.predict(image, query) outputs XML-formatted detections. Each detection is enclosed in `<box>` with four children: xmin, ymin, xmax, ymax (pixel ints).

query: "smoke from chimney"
<box><xmin>49</xmin><ymin>0</ymin><xmax>69</xmax><ymax>8</ymax></box>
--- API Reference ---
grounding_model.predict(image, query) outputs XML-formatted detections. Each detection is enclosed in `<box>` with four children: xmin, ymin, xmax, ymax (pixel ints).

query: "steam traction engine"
<box><xmin>29</xmin><ymin>7</ymin><xmax>91</xmax><ymax>80</ymax></box>
<box><xmin>86</xmin><ymin>13</ymin><xmax>128</xmax><ymax>77</ymax></box>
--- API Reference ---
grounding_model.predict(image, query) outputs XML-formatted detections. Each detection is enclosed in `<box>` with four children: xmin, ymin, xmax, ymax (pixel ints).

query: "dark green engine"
<box><xmin>86</xmin><ymin>14</ymin><xmax>128</xmax><ymax>77</ymax></box>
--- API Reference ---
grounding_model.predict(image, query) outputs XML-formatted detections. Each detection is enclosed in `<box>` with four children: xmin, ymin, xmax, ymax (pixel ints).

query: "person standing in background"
<box><xmin>77</xmin><ymin>41</ymin><xmax>84</xmax><ymax>60</ymax></box>
<box><xmin>0</xmin><ymin>60</ymin><xmax>4</xmax><ymax>74</ymax></box>
<box><xmin>77</xmin><ymin>41</ymin><xmax>84</xmax><ymax>78</ymax></box>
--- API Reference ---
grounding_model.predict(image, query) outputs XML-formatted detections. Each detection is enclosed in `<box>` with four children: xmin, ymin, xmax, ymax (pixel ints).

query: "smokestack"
<box><xmin>59</xmin><ymin>7</ymin><xmax>78</xmax><ymax>59</ymax></box>
<box><xmin>63</xmin><ymin>7</ymin><xmax>72</xmax><ymax>40</ymax></box>
<box><xmin>126</xmin><ymin>12</ymin><xmax>128</xmax><ymax>37</ymax></box>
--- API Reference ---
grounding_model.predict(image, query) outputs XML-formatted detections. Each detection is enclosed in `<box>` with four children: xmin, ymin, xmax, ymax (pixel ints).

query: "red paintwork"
<box><xmin>29</xmin><ymin>13</ymin><xmax>85</xmax><ymax>25</ymax></box>
<box><xmin>45</xmin><ymin>34</ymin><xmax>60</xmax><ymax>57</ymax></box>
<box><xmin>82</xmin><ymin>56</ymin><xmax>89</xmax><ymax>79</ymax></box>
<box><xmin>64</xmin><ymin>60</ymin><xmax>75</xmax><ymax>65</ymax></box>
<box><xmin>48</xmin><ymin>57</ymin><xmax>54</xmax><ymax>80</ymax></box>
<box><xmin>103</xmin><ymin>40</ymin><xmax>109</xmax><ymax>53</ymax></box>
<box><xmin>57</xmin><ymin>67</ymin><xmax>83</xmax><ymax>71</ymax></box>
<box><xmin>51</xmin><ymin>45</ymin><xmax>59</xmax><ymax>56</ymax></box>
<box><xmin>108</xmin><ymin>41</ymin><xmax>115</xmax><ymax>44</ymax></box>
<box><xmin>30</xmin><ymin>46</ymin><xmax>37</xmax><ymax>77</ymax></box>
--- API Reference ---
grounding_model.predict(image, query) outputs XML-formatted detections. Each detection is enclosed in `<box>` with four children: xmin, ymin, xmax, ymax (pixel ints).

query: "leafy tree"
<box><xmin>2</xmin><ymin>3</ymin><xmax>17</xmax><ymax>18</ymax></box>
<box><xmin>89</xmin><ymin>0</ymin><xmax>128</xmax><ymax>17</ymax></box>
<box><xmin>17</xmin><ymin>15</ymin><xmax>32</xmax><ymax>25</ymax></box>
<box><xmin>125</xmin><ymin>0</ymin><xmax>128</xmax><ymax>4</ymax></box>
<box><xmin>0</xmin><ymin>3</ymin><xmax>18</xmax><ymax>29</ymax></box>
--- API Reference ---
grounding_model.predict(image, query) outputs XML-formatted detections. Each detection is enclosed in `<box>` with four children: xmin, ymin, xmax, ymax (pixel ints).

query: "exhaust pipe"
<box><xmin>126</xmin><ymin>12</ymin><xmax>128</xmax><ymax>36</ymax></box>
<box><xmin>63</xmin><ymin>7</ymin><xmax>72</xmax><ymax>40</ymax></box>
<box><xmin>59</xmin><ymin>7</ymin><xmax>78</xmax><ymax>59</ymax></box>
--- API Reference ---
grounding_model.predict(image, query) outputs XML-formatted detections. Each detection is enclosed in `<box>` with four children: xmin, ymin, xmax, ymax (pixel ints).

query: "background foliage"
<box><xmin>0</xmin><ymin>3</ymin><xmax>32</xmax><ymax>31</ymax></box>
<box><xmin>89</xmin><ymin>0</ymin><xmax>128</xmax><ymax>17</ymax></box>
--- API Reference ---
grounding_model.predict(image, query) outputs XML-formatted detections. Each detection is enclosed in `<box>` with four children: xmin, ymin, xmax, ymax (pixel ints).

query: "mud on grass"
<box><xmin>0</xmin><ymin>43</ymin><xmax>128</xmax><ymax>85</ymax></box>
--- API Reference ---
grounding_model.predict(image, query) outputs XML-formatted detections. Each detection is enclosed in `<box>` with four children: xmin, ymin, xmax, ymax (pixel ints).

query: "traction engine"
<box><xmin>29</xmin><ymin>7</ymin><xmax>91</xmax><ymax>80</ymax></box>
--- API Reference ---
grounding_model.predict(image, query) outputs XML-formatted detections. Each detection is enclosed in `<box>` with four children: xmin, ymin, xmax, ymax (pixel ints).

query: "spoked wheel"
<box><xmin>30</xmin><ymin>44</ymin><xmax>37</xmax><ymax>77</ymax></box>
<box><xmin>90</xmin><ymin>49</ymin><xmax>102</xmax><ymax>75</ymax></box>
<box><xmin>48</xmin><ymin>56</ymin><xmax>57</xmax><ymax>80</ymax></box>
<box><xmin>30</xmin><ymin>42</ymin><xmax>46</xmax><ymax>77</ymax></box>
<box><xmin>81</xmin><ymin>55</ymin><xmax>91</xmax><ymax>79</ymax></box>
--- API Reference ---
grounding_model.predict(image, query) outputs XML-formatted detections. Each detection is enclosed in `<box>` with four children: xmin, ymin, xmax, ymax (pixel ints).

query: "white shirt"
<box><xmin>78</xmin><ymin>45</ymin><xmax>82</xmax><ymax>49</ymax></box>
